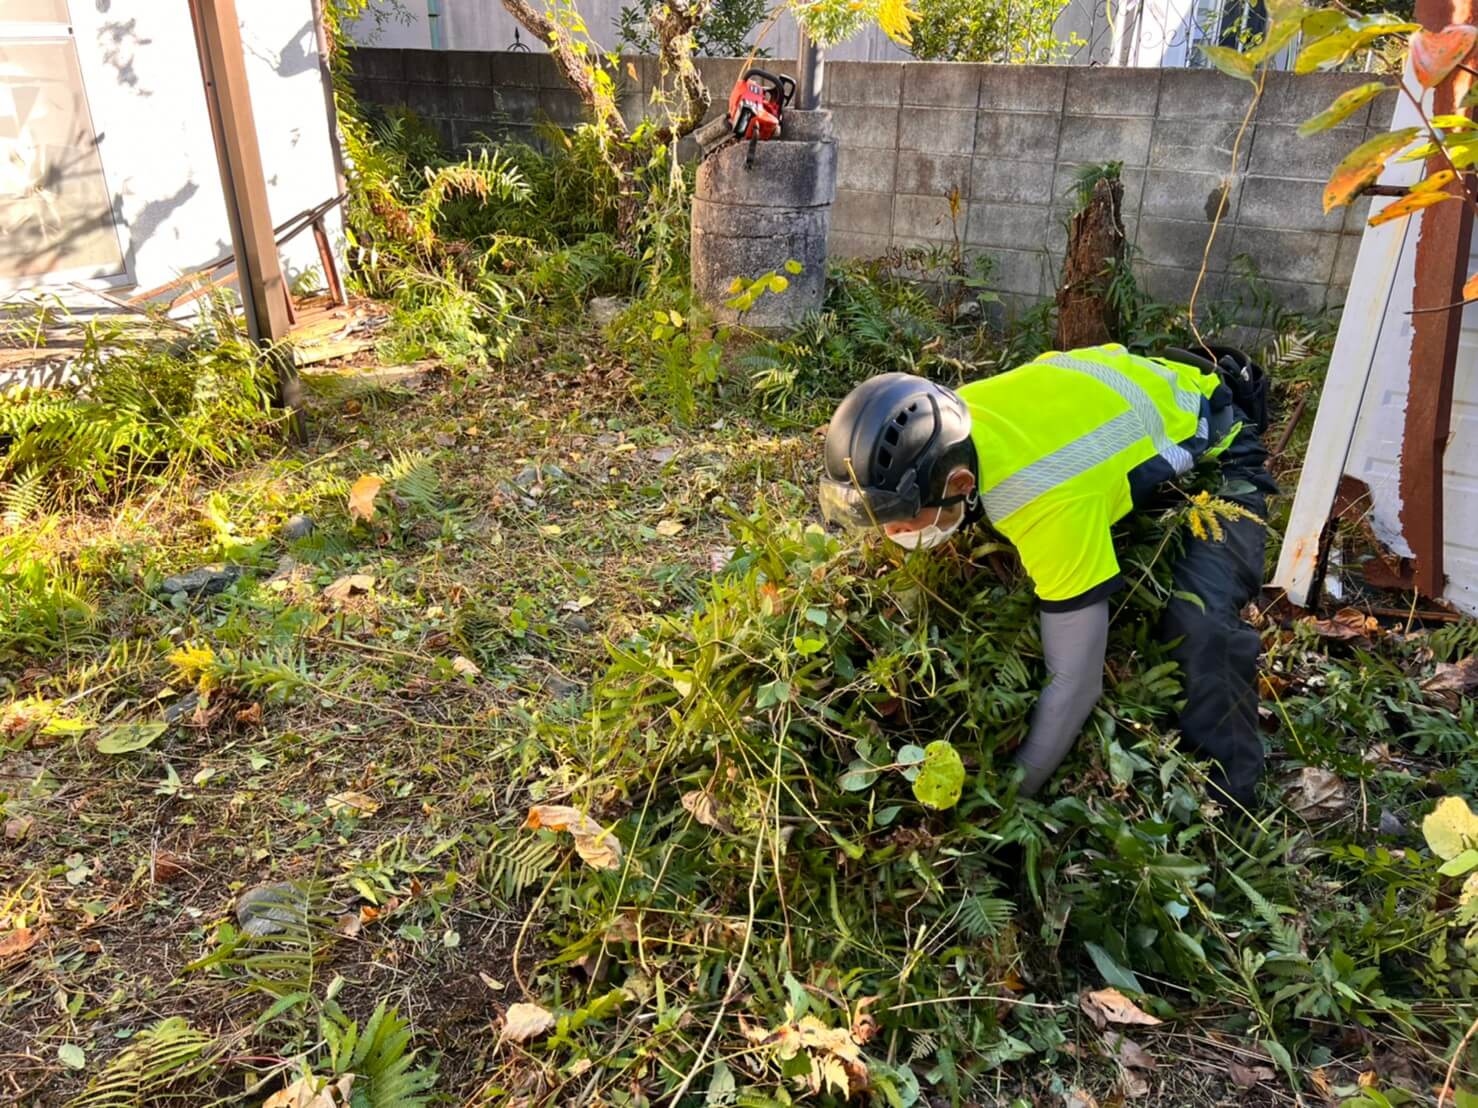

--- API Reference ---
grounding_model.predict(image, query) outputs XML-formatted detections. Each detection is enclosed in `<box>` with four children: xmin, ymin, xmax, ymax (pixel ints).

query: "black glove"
<box><xmin>1162</xmin><ymin>343</ymin><xmax>1270</xmax><ymax>434</ymax></box>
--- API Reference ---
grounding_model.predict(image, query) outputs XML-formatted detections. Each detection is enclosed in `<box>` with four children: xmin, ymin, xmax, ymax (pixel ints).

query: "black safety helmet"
<box><xmin>819</xmin><ymin>372</ymin><xmax>978</xmax><ymax>529</ymax></box>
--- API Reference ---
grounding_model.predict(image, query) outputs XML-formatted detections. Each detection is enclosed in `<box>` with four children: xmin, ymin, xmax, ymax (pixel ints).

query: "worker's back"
<box><xmin>956</xmin><ymin>344</ymin><xmax>1223</xmax><ymax>606</ymax></box>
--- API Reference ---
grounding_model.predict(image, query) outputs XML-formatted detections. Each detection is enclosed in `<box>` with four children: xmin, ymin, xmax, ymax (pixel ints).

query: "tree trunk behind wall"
<box><xmin>1055</xmin><ymin>175</ymin><xmax>1126</xmax><ymax>351</ymax></box>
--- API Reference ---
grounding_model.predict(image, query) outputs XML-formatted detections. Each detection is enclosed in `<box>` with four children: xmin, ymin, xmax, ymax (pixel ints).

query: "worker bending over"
<box><xmin>818</xmin><ymin>343</ymin><xmax>1274</xmax><ymax>807</ymax></box>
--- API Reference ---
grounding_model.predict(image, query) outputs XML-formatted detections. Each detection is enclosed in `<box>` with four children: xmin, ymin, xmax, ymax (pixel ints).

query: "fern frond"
<box><xmin>63</xmin><ymin>1017</ymin><xmax>220</xmax><ymax>1108</ymax></box>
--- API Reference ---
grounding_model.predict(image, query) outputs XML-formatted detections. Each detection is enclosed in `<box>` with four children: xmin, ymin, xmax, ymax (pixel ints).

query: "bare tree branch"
<box><xmin>496</xmin><ymin>0</ymin><xmax>631</xmax><ymax>137</ymax></box>
<box><xmin>649</xmin><ymin>0</ymin><xmax>713</xmax><ymax>144</ymax></box>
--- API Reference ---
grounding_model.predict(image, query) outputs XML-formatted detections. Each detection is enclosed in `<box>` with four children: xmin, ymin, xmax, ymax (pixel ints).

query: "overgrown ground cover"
<box><xmin>4</xmin><ymin>98</ymin><xmax>1478</xmax><ymax>1108</ymax></box>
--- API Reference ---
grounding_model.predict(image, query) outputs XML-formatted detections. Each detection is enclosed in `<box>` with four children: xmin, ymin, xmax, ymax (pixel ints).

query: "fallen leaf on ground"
<box><xmin>1065</xmin><ymin>1090</ymin><xmax>1099</xmax><ymax>1108</ymax></box>
<box><xmin>0</xmin><ymin>926</ymin><xmax>40</xmax><ymax>960</ymax></box>
<box><xmin>335</xmin><ymin>913</ymin><xmax>362</xmax><ymax>938</ymax></box>
<box><xmin>1284</xmin><ymin>766</ymin><xmax>1348</xmax><ymax>821</ymax></box>
<box><xmin>655</xmin><ymin>518</ymin><xmax>685</xmax><ymax>536</ymax></box>
<box><xmin>452</xmin><ymin>655</ymin><xmax>481</xmax><ymax>678</ymax></box>
<box><xmin>1105</xmin><ymin>1031</ymin><xmax>1156</xmax><ymax>1070</ymax></box>
<box><xmin>1228</xmin><ymin>1061</ymin><xmax>1275</xmax><ymax>1088</ymax></box>
<box><xmin>1080</xmin><ymin>988</ymin><xmax>1163</xmax><ymax>1030</ymax></box>
<box><xmin>503</xmin><ymin>1001</ymin><xmax>556</xmax><ymax>1042</ymax></box>
<box><xmin>5</xmin><ymin>815</ymin><xmax>33</xmax><ymax>841</ymax></box>
<box><xmin>525</xmin><ymin>804</ymin><xmax>623</xmax><ymax>870</ymax></box>
<box><xmin>680</xmin><ymin>790</ymin><xmax>723</xmax><ymax>829</ymax></box>
<box><xmin>323</xmin><ymin>574</ymin><xmax>374</xmax><ymax>603</ymax></box>
<box><xmin>850</xmin><ymin>996</ymin><xmax>880</xmax><ymax>1045</ymax></box>
<box><xmin>347</xmin><ymin>475</ymin><xmax>383</xmax><ymax>522</ymax></box>
<box><xmin>326</xmin><ymin>791</ymin><xmax>380</xmax><ymax>818</ymax></box>
<box><xmin>1423</xmin><ymin>795</ymin><xmax>1478</xmax><ymax>861</ymax></box>
<box><xmin>235</xmin><ymin>702</ymin><xmax>263</xmax><ymax>725</ymax></box>
<box><xmin>1422</xmin><ymin>656</ymin><xmax>1478</xmax><ymax>707</ymax></box>
<box><xmin>1307</xmin><ymin>607</ymin><xmax>1378</xmax><ymax>642</ymax></box>
<box><xmin>263</xmin><ymin>1072</ymin><xmax>354</xmax><ymax>1108</ymax></box>
<box><xmin>152</xmin><ymin>851</ymin><xmax>188</xmax><ymax>883</ymax></box>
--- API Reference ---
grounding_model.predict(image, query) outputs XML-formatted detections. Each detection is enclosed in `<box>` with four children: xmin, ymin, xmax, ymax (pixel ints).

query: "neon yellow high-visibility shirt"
<box><xmin>956</xmin><ymin>344</ymin><xmax>1222</xmax><ymax>608</ymax></box>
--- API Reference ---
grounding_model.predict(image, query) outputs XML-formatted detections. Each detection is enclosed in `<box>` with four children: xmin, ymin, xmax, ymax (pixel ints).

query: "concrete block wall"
<box><xmin>349</xmin><ymin>49</ymin><xmax>1383</xmax><ymax>312</ymax></box>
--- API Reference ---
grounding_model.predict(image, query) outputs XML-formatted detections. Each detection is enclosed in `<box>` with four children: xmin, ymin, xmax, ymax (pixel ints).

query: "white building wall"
<box><xmin>7</xmin><ymin>1</ymin><xmax>343</xmax><ymax>303</ymax></box>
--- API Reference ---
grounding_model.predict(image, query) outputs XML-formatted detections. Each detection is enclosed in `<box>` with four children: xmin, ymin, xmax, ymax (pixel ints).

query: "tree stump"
<box><xmin>1055</xmin><ymin>175</ymin><xmax>1126</xmax><ymax>351</ymax></box>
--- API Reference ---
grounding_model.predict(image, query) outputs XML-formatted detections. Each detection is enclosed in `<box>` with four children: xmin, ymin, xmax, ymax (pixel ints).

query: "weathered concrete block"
<box><xmin>975</xmin><ymin>111</ymin><xmax>1059</xmax><ymax>159</ymax></box>
<box><xmin>494</xmin><ymin>86</ymin><xmax>541</xmax><ymax>120</ymax></box>
<box><xmin>1059</xmin><ymin>114</ymin><xmax>1153</xmax><ymax>167</ymax></box>
<box><xmin>984</xmin><ymin>246</ymin><xmax>1053</xmax><ymax>297</ymax></box>
<box><xmin>829</xmin><ymin>228</ymin><xmax>893</xmax><ymax>258</ymax></box>
<box><xmin>1157</xmin><ymin>70</ymin><xmax>1256</xmax><ymax>120</ymax></box>
<box><xmin>902</xmin><ymin>62</ymin><xmax>981</xmax><ymax>108</ymax></box>
<box><xmin>1135</xmin><ymin>217</ymin><xmax>1232</xmax><ymax>270</ymax></box>
<box><xmin>1065</xmin><ymin>67</ymin><xmax>1160</xmax><ymax>117</ymax></box>
<box><xmin>836</xmin><ymin>144</ymin><xmax>897</xmax><ymax>193</ymax></box>
<box><xmin>353</xmin><ymin>78</ymin><xmax>407</xmax><ymax>108</ymax></box>
<box><xmin>972</xmin><ymin>157</ymin><xmax>1056</xmax><ymax>205</ymax></box>
<box><xmin>898</xmin><ymin>107</ymin><xmax>977</xmax><ymax>155</ymax></box>
<box><xmin>896</xmin><ymin>150</ymin><xmax>972</xmax><ymax>199</ymax></box>
<box><xmin>829</xmin><ymin>104</ymin><xmax>899</xmax><ymax>150</ymax></box>
<box><xmin>492</xmin><ymin>51</ymin><xmax>565</xmax><ymax>89</ymax></box>
<box><xmin>692</xmin><ymin>198</ymin><xmax>829</xmax><ymax>239</ymax></box>
<box><xmin>446</xmin><ymin>51</ymin><xmax>492</xmax><ymax>86</ymax></box>
<box><xmin>1149</xmin><ymin>119</ymin><xmax>1246</xmax><ymax>171</ymax></box>
<box><xmin>1236</xmin><ymin>176</ymin><xmax>1343</xmax><ymax>232</ymax></box>
<box><xmin>1331</xmin><ymin>231</ymin><xmax>1361</xmax><ymax>289</ymax></box>
<box><xmin>538</xmin><ymin>88</ymin><xmax>586</xmax><ymax>127</ymax></box>
<box><xmin>691</xmin><ymin>227</ymin><xmax>828</xmax><ymax>326</ymax></box>
<box><xmin>824</xmin><ymin>61</ymin><xmax>905</xmax><ymax>107</ymax></box>
<box><xmin>1140</xmin><ymin>262</ymin><xmax>1227</xmax><ymax>306</ymax></box>
<box><xmin>1236</xmin><ymin>275</ymin><xmax>1329</xmax><ymax>315</ymax></box>
<box><xmin>1141</xmin><ymin>169</ymin><xmax>1239</xmax><ymax>223</ymax></box>
<box><xmin>1230</xmin><ymin>226</ymin><xmax>1340</xmax><ymax>284</ymax></box>
<box><xmin>406</xmin><ymin>83</ymin><xmax>450</xmax><ymax>119</ymax></box>
<box><xmin>1248</xmin><ymin>123</ymin><xmax>1352</xmax><ymax>181</ymax></box>
<box><xmin>448</xmin><ymin>82</ymin><xmax>499</xmax><ymax>118</ymax></box>
<box><xmin>979</xmin><ymin>66</ymin><xmax>1067</xmax><ymax>113</ymax></box>
<box><xmin>1342</xmin><ymin>195</ymin><xmax>1373</xmax><ymax>234</ymax></box>
<box><xmin>892</xmin><ymin>193</ymin><xmax>959</xmax><ymax>242</ymax></box>
<box><xmin>696</xmin><ymin>133</ymin><xmax>837</xmax><ymax>208</ymax></box>
<box><xmin>352</xmin><ymin>48</ymin><xmax>404</xmax><ymax>82</ymax></box>
<box><xmin>832</xmin><ymin>188</ymin><xmax>893</xmax><ymax>234</ymax></box>
<box><xmin>403</xmin><ymin>49</ymin><xmax>448</xmax><ymax>84</ymax></box>
<box><xmin>1256</xmin><ymin>70</ymin><xmax>1381</xmax><ymax>128</ymax></box>
<box><xmin>965</xmin><ymin>202</ymin><xmax>1050</xmax><ymax>251</ymax></box>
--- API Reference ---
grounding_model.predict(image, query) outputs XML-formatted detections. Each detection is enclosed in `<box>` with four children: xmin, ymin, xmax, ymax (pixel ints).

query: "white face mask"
<box><xmin>888</xmin><ymin>506</ymin><xmax>964</xmax><ymax>551</ymax></box>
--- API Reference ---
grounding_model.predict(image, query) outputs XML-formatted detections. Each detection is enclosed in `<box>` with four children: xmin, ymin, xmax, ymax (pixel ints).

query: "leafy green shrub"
<box><xmin>909</xmin><ymin>0</ymin><xmax>1076</xmax><ymax>61</ymax></box>
<box><xmin>0</xmin><ymin>324</ymin><xmax>275</xmax><ymax>503</ymax></box>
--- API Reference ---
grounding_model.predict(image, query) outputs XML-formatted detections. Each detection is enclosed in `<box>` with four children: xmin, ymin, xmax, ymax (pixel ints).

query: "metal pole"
<box><xmin>188</xmin><ymin>0</ymin><xmax>304</xmax><ymax>442</ymax></box>
<box><xmin>796</xmin><ymin>28</ymin><xmax>823</xmax><ymax>110</ymax></box>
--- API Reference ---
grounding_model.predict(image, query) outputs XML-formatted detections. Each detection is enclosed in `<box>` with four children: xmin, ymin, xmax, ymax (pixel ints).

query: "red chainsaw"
<box><xmin>727</xmin><ymin>68</ymin><xmax>795</xmax><ymax>169</ymax></box>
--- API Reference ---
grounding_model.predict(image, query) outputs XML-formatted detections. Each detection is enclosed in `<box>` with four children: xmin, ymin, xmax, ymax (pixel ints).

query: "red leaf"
<box><xmin>1411</xmin><ymin>24</ymin><xmax>1477</xmax><ymax>89</ymax></box>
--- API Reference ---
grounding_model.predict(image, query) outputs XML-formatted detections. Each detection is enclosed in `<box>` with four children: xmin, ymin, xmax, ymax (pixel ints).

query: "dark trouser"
<box><xmin>1158</xmin><ymin>404</ymin><xmax>1277</xmax><ymax>808</ymax></box>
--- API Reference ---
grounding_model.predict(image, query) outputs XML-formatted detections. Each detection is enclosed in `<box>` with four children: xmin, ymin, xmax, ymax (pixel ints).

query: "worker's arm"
<box><xmin>1014</xmin><ymin>601</ymin><xmax>1110</xmax><ymax>796</ymax></box>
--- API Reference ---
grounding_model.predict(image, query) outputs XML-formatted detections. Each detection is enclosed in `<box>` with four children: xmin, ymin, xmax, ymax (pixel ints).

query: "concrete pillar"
<box><xmin>690</xmin><ymin>109</ymin><xmax>837</xmax><ymax>330</ymax></box>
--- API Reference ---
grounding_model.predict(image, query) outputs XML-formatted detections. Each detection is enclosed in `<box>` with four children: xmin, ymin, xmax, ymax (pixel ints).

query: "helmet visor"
<box><xmin>818</xmin><ymin>474</ymin><xmax>921</xmax><ymax>530</ymax></box>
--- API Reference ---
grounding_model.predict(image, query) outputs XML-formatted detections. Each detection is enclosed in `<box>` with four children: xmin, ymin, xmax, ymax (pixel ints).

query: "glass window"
<box><xmin>0</xmin><ymin>29</ymin><xmax>125</xmax><ymax>279</ymax></box>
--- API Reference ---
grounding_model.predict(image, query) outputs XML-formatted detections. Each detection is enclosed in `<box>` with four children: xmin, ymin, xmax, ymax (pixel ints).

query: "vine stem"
<box><xmin>1438</xmin><ymin>1009</ymin><xmax>1478</xmax><ymax>1105</ymax></box>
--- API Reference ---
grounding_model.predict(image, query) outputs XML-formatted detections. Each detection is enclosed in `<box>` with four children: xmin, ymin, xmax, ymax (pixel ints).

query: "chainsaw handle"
<box><xmin>742</xmin><ymin>68</ymin><xmax>796</xmax><ymax>107</ymax></box>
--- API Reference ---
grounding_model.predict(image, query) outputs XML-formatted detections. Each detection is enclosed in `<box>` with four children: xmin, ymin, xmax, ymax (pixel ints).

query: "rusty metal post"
<box><xmin>1401</xmin><ymin>0</ymin><xmax>1475</xmax><ymax>597</ymax></box>
<box><xmin>189</xmin><ymin>0</ymin><xmax>304</xmax><ymax>442</ymax></box>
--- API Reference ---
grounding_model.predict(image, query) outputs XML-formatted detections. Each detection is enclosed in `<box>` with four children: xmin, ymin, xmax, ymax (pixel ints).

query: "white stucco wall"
<box><xmin>4</xmin><ymin>1</ymin><xmax>344</xmax><ymax>305</ymax></box>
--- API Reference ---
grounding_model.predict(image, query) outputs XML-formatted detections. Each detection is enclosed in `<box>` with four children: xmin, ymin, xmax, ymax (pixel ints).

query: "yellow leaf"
<box><xmin>326</xmin><ymin>791</ymin><xmax>380</xmax><ymax>818</ymax></box>
<box><xmin>1423</xmin><ymin>795</ymin><xmax>1478</xmax><ymax>861</ymax></box>
<box><xmin>347</xmin><ymin>475</ymin><xmax>383</xmax><ymax>523</ymax></box>
<box><xmin>452</xmin><ymin>655</ymin><xmax>481</xmax><ymax>678</ymax></box>
<box><xmin>877</xmin><ymin>0</ymin><xmax>919</xmax><ymax>46</ymax></box>
<box><xmin>655</xmin><ymin>518</ymin><xmax>685</xmax><ymax>536</ymax></box>
<box><xmin>1367</xmin><ymin>189</ymin><xmax>1459</xmax><ymax>226</ymax></box>
<box><xmin>524</xmin><ymin>804</ymin><xmax>623</xmax><ymax>870</ymax></box>
<box><xmin>1297</xmin><ymin>81</ymin><xmax>1391</xmax><ymax>136</ymax></box>
<box><xmin>168</xmin><ymin>642</ymin><xmax>218</xmax><ymax>692</ymax></box>
<box><xmin>1411</xmin><ymin>169</ymin><xmax>1458</xmax><ymax>195</ymax></box>
<box><xmin>503</xmin><ymin>1001</ymin><xmax>556</xmax><ymax>1042</ymax></box>
<box><xmin>1323</xmin><ymin>128</ymin><xmax>1420</xmax><ymax>212</ymax></box>
<box><xmin>1079</xmin><ymin>988</ymin><xmax>1164</xmax><ymax>1030</ymax></box>
<box><xmin>323</xmin><ymin>573</ymin><xmax>375</xmax><ymax>604</ymax></box>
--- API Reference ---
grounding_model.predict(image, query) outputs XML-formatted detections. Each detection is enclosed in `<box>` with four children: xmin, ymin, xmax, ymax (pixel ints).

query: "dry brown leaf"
<box><xmin>1065</xmin><ymin>1090</ymin><xmax>1100</xmax><ymax>1108</ymax></box>
<box><xmin>152</xmin><ymin>851</ymin><xmax>188</xmax><ymax>883</ymax></box>
<box><xmin>1422</xmin><ymin>656</ymin><xmax>1478</xmax><ymax>708</ymax></box>
<box><xmin>503</xmin><ymin>1001</ymin><xmax>556</xmax><ymax>1042</ymax></box>
<box><xmin>655</xmin><ymin>518</ymin><xmax>685</xmax><ymax>536</ymax></box>
<box><xmin>680</xmin><ymin>790</ymin><xmax>722</xmax><ymax>829</ymax></box>
<box><xmin>1310</xmin><ymin>1066</ymin><xmax>1333</xmax><ymax>1098</ymax></box>
<box><xmin>235</xmin><ymin>702</ymin><xmax>264</xmax><ymax>726</ymax></box>
<box><xmin>0</xmin><ymin>926</ymin><xmax>40</xmax><ymax>960</ymax></box>
<box><xmin>1308</xmin><ymin>607</ymin><xmax>1379</xmax><ymax>642</ymax></box>
<box><xmin>1228</xmin><ymin>1061</ymin><xmax>1275</xmax><ymax>1088</ymax></box>
<box><xmin>451</xmin><ymin>655</ymin><xmax>482</xmax><ymax>678</ymax></box>
<box><xmin>1284</xmin><ymin>766</ymin><xmax>1347</xmax><ymax>821</ymax></box>
<box><xmin>1105</xmin><ymin>1031</ymin><xmax>1156</xmax><ymax>1070</ymax></box>
<box><xmin>262</xmin><ymin>1072</ymin><xmax>354</xmax><ymax>1108</ymax></box>
<box><xmin>323</xmin><ymin>574</ymin><xmax>375</xmax><ymax>604</ymax></box>
<box><xmin>524</xmin><ymin>804</ymin><xmax>623</xmax><ymax>871</ymax></box>
<box><xmin>326</xmin><ymin>791</ymin><xmax>380</xmax><ymax>818</ymax></box>
<box><xmin>5</xmin><ymin>814</ymin><xmax>33</xmax><ymax>841</ymax></box>
<box><xmin>334</xmin><ymin>912</ymin><xmax>362</xmax><ymax>938</ymax></box>
<box><xmin>850</xmin><ymin>996</ymin><xmax>880</xmax><ymax>1045</ymax></box>
<box><xmin>347</xmin><ymin>475</ymin><xmax>383</xmax><ymax>523</ymax></box>
<box><xmin>1080</xmin><ymin>988</ymin><xmax>1163</xmax><ymax>1031</ymax></box>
